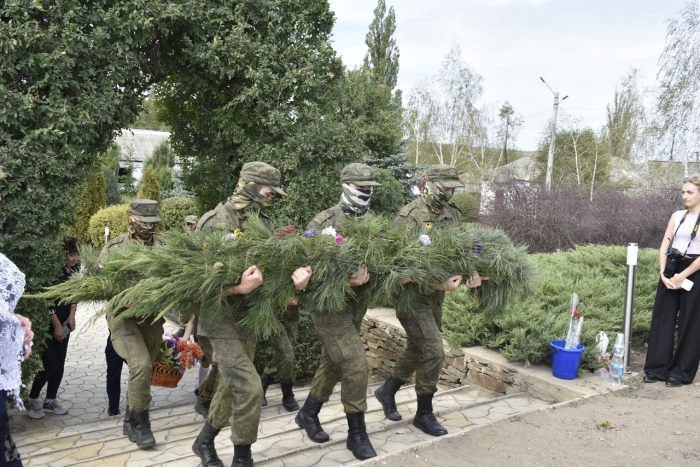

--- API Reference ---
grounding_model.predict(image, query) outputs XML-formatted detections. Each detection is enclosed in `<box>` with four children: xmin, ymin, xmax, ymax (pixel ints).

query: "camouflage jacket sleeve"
<box><xmin>306</xmin><ymin>205</ymin><xmax>345</xmax><ymax>231</ymax></box>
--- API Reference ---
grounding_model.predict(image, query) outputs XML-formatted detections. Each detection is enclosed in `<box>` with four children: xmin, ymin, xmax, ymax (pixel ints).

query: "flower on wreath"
<box><xmin>275</xmin><ymin>225</ymin><xmax>296</xmax><ymax>237</ymax></box>
<box><xmin>419</xmin><ymin>234</ymin><xmax>431</xmax><ymax>246</ymax></box>
<box><xmin>472</xmin><ymin>242</ymin><xmax>483</xmax><ymax>254</ymax></box>
<box><xmin>321</xmin><ymin>226</ymin><xmax>337</xmax><ymax>237</ymax></box>
<box><xmin>222</xmin><ymin>233</ymin><xmax>236</xmax><ymax>243</ymax></box>
<box><xmin>334</xmin><ymin>235</ymin><xmax>344</xmax><ymax>245</ymax></box>
<box><xmin>424</xmin><ymin>222</ymin><xmax>433</xmax><ymax>229</ymax></box>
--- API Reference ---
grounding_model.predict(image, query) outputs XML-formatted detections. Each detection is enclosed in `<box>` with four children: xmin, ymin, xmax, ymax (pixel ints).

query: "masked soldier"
<box><xmin>100</xmin><ymin>199</ymin><xmax>164</xmax><ymax>449</ymax></box>
<box><xmin>192</xmin><ymin>162</ymin><xmax>311</xmax><ymax>467</ymax></box>
<box><xmin>374</xmin><ymin>164</ymin><xmax>486</xmax><ymax>437</ymax></box>
<box><xmin>294</xmin><ymin>163</ymin><xmax>381</xmax><ymax>461</ymax></box>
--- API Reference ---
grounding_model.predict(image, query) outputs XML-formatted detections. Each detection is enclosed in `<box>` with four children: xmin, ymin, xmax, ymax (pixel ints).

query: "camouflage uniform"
<box><xmin>296</xmin><ymin>163</ymin><xmax>380</xmax><ymax>461</ymax></box>
<box><xmin>196</xmin><ymin>200</ymin><xmax>273</xmax><ymax>443</ymax></box>
<box><xmin>375</xmin><ymin>164</ymin><xmax>464</xmax><ymax>438</ymax></box>
<box><xmin>262</xmin><ymin>306</ymin><xmax>299</xmax><ymax>385</ymax></box>
<box><xmin>391</xmin><ymin>196</ymin><xmax>461</xmax><ymax>395</ymax></box>
<box><xmin>305</xmin><ymin>204</ymin><xmax>371</xmax><ymax>413</ymax></box>
<box><xmin>102</xmin><ymin>201</ymin><xmax>165</xmax><ymax>415</ymax></box>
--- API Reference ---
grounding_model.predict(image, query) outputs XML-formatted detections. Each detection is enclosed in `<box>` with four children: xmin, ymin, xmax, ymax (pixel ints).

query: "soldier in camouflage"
<box><xmin>191</xmin><ymin>162</ymin><xmax>312</xmax><ymax>467</ymax></box>
<box><xmin>294</xmin><ymin>163</ymin><xmax>381</xmax><ymax>461</ymax></box>
<box><xmin>374</xmin><ymin>164</ymin><xmax>486</xmax><ymax>437</ymax></box>
<box><xmin>260</xmin><ymin>304</ymin><xmax>300</xmax><ymax>411</ymax></box>
<box><xmin>100</xmin><ymin>199</ymin><xmax>164</xmax><ymax>450</ymax></box>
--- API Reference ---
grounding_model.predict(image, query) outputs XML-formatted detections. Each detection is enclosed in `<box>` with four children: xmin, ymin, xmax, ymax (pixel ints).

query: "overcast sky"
<box><xmin>328</xmin><ymin>0</ymin><xmax>689</xmax><ymax>151</ymax></box>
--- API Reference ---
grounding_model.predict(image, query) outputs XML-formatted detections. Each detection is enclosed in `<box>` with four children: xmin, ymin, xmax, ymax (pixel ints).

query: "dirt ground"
<box><xmin>367</xmin><ymin>344</ymin><xmax>700</xmax><ymax>467</ymax></box>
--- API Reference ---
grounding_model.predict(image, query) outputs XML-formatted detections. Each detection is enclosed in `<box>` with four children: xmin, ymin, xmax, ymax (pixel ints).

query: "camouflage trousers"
<box><xmin>195</xmin><ymin>336</ymin><xmax>218</xmax><ymax>403</ymax></box>
<box><xmin>108</xmin><ymin>316</ymin><xmax>164</xmax><ymax>412</ymax></box>
<box><xmin>263</xmin><ymin>307</ymin><xmax>300</xmax><ymax>384</ymax></box>
<box><xmin>205</xmin><ymin>335</ymin><xmax>262</xmax><ymax>445</ymax></box>
<box><xmin>392</xmin><ymin>302</ymin><xmax>445</xmax><ymax>396</ymax></box>
<box><xmin>308</xmin><ymin>309</ymin><xmax>368</xmax><ymax>414</ymax></box>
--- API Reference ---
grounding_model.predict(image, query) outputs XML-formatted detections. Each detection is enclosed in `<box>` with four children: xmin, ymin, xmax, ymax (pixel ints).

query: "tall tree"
<box><xmin>497</xmin><ymin>102</ymin><xmax>523</xmax><ymax>165</ymax></box>
<box><xmin>604</xmin><ymin>69</ymin><xmax>643</xmax><ymax>160</ymax></box>
<box><xmin>655</xmin><ymin>1</ymin><xmax>700</xmax><ymax>172</ymax></box>
<box><xmin>363</xmin><ymin>0</ymin><xmax>400</xmax><ymax>89</ymax></box>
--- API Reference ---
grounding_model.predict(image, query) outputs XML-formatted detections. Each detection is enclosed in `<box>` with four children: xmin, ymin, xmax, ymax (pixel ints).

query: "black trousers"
<box><xmin>28</xmin><ymin>334</ymin><xmax>69</xmax><ymax>400</ymax></box>
<box><xmin>105</xmin><ymin>334</ymin><xmax>126</xmax><ymax>410</ymax></box>
<box><xmin>644</xmin><ymin>258</ymin><xmax>700</xmax><ymax>383</ymax></box>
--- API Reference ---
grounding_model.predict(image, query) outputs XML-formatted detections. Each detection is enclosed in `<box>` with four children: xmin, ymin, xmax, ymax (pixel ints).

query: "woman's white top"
<box><xmin>0</xmin><ymin>253</ymin><xmax>26</xmax><ymax>406</ymax></box>
<box><xmin>671</xmin><ymin>210</ymin><xmax>700</xmax><ymax>255</ymax></box>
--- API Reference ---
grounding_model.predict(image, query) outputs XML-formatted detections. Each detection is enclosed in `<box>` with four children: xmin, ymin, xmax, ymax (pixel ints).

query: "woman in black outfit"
<box><xmin>644</xmin><ymin>175</ymin><xmax>700</xmax><ymax>387</ymax></box>
<box><xmin>25</xmin><ymin>237</ymin><xmax>80</xmax><ymax>418</ymax></box>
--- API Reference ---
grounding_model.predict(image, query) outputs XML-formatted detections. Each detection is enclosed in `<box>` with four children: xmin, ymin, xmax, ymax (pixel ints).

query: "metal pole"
<box><xmin>105</xmin><ymin>226</ymin><xmax>110</xmax><ymax>246</ymax></box>
<box><xmin>545</xmin><ymin>92</ymin><xmax>559</xmax><ymax>191</ymax></box>
<box><xmin>623</xmin><ymin>243</ymin><xmax>638</xmax><ymax>373</ymax></box>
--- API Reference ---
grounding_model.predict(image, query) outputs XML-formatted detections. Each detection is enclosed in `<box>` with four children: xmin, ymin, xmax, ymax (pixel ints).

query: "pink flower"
<box><xmin>334</xmin><ymin>235</ymin><xmax>344</xmax><ymax>245</ymax></box>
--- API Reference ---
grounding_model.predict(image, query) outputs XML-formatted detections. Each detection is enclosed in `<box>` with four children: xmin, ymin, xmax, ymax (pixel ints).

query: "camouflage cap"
<box><xmin>423</xmin><ymin>164</ymin><xmax>464</xmax><ymax>189</ymax></box>
<box><xmin>340</xmin><ymin>163</ymin><xmax>382</xmax><ymax>187</ymax></box>
<box><xmin>240</xmin><ymin>162</ymin><xmax>287</xmax><ymax>196</ymax></box>
<box><xmin>129</xmin><ymin>199</ymin><xmax>162</xmax><ymax>223</ymax></box>
<box><xmin>185</xmin><ymin>215</ymin><xmax>198</xmax><ymax>224</ymax></box>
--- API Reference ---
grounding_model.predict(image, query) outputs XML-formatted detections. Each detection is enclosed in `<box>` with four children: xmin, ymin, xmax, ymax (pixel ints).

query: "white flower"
<box><xmin>321</xmin><ymin>226</ymin><xmax>337</xmax><ymax>237</ymax></box>
<box><xmin>222</xmin><ymin>233</ymin><xmax>237</xmax><ymax>243</ymax></box>
<box><xmin>419</xmin><ymin>234</ymin><xmax>431</xmax><ymax>246</ymax></box>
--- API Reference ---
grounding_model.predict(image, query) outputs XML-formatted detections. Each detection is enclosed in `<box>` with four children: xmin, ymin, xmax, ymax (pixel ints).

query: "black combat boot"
<box><xmin>131</xmin><ymin>409</ymin><xmax>157</xmax><ymax>449</ymax></box>
<box><xmin>294</xmin><ymin>394</ymin><xmax>329</xmax><ymax>443</ymax></box>
<box><xmin>413</xmin><ymin>394</ymin><xmax>447</xmax><ymax>436</ymax></box>
<box><xmin>123</xmin><ymin>406</ymin><xmax>136</xmax><ymax>442</ymax></box>
<box><xmin>260</xmin><ymin>373</ymin><xmax>272</xmax><ymax>407</ymax></box>
<box><xmin>192</xmin><ymin>421</ymin><xmax>224</xmax><ymax>467</ymax></box>
<box><xmin>345</xmin><ymin>412</ymin><xmax>377</xmax><ymax>460</ymax></box>
<box><xmin>280</xmin><ymin>383</ymin><xmax>300</xmax><ymax>412</ymax></box>
<box><xmin>231</xmin><ymin>444</ymin><xmax>253</xmax><ymax>467</ymax></box>
<box><xmin>374</xmin><ymin>376</ymin><xmax>403</xmax><ymax>421</ymax></box>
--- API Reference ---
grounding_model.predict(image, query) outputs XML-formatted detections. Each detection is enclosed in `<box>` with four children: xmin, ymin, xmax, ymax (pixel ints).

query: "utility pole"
<box><xmin>540</xmin><ymin>77</ymin><xmax>567</xmax><ymax>191</ymax></box>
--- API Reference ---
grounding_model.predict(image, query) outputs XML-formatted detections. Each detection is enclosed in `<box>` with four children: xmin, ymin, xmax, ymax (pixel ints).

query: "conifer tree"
<box><xmin>363</xmin><ymin>0</ymin><xmax>400</xmax><ymax>89</ymax></box>
<box><xmin>137</xmin><ymin>165</ymin><xmax>161</xmax><ymax>203</ymax></box>
<box><xmin>69</xmin><ymin>171</ymin><xmax>107</xmax><ymax>243</ymax></box>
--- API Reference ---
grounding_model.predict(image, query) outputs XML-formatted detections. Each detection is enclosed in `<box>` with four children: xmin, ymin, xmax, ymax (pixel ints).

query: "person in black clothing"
<box><xmin>25</xmin><ymin>237</ymin><xmax>80</xmax><ymax>419</ymax></box>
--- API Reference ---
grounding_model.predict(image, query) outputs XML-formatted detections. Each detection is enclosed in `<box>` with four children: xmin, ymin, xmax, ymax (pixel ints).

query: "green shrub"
<box><xmin>160</xmin><ymin>197</ymin><xmax>199</xmax><ymax>231</ymax></box>
<box><xmin>370</xmin><ymin>168</ymin><xmax>405</xmax><ymax>218</ymax></box>
<box><xmin>450</xmin><ymin>192</ymin><xmax>480</xmax><ymax>223</ymax></box>
<box><xmin>104</xmin><ymin>167</ymin><xmax>121</xmax><ymax>206</ymax></box>
<box><xmin>254</xmin><ymin>311</ymin><xmax>322</xmax><ymax>381</ymax></box>
<box><xmin>88</xmin><ymin>204</ymin><xmax>130</xmax><ymax>249</ymax></box>
<box><xmin>136</xmin><ymin>165</ymin><xmax>161</xmax><ymax>203</ymax></box>
<box><xmin>442</xmin><ymin>245</ymin><xmax>659</xmax><ymax>373</ymax></box>
<box><xmin>69</xmin><ymin>172</ymin><xmax>107</xmax><ymax>244</ymax></box>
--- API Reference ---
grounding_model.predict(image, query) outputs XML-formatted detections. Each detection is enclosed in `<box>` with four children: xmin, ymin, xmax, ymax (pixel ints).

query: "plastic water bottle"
<box><xmin>608</xmin><ymin>333</ymin><xmax>625</xmax><ymax>386</ymax></box>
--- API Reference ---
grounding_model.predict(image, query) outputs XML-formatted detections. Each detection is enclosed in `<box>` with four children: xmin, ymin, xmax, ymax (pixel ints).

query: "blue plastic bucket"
<box><xmin>550</xmin><ymin>340</ymin><xmax>585</xmax><ymax>380</ymax></box>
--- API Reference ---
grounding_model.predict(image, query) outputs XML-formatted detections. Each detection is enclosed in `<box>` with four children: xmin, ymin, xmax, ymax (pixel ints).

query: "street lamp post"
<box><xmin>540</xmin><ymin>77</ymin><xmax>567</xmax><ymax>191</ymax></box>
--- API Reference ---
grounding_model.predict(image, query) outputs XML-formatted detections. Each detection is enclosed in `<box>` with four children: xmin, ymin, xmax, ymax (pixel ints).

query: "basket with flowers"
<box><xmin>151</xmin><ymin>332</ymin><xmax>204</xmax><ymax>388</ymax></box>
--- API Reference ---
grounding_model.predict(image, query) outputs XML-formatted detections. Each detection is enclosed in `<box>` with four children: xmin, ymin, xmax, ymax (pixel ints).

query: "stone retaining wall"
<box><xmin>361</xmin><ymin>314</ymin><xmax>519</xmax><ymax>394</ymax></box>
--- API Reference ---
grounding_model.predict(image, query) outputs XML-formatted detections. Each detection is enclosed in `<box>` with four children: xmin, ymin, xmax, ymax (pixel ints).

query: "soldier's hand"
<box><xmin>464</xmin><ymin>270</ymin><xmax>489</xmax><ymax>289</ymax></box>
<box><xmin>225</xmin><ymin>265</ymin><xmax>263</xmax><ymax>295</ymax></box>
<box><xmin>291</xmin><ymin>266</ymin><xmax>312</xmax><ymax>292</ymax></box>
<box><xmin>437</xmin><ymin>274</ymin><xmax>463</xmax><ymax>291</ymax></box>
<box><xmin>349</xmin><ymin>265</ymin><xmax>370</xmax><ymax>287</ymax></box>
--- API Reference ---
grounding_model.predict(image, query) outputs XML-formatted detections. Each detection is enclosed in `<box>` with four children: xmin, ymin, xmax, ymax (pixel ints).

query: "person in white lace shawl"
<box><xmin>1</xmin><ymin>253</ymin><xmax>34</xmax><ymax>466</ymax></box>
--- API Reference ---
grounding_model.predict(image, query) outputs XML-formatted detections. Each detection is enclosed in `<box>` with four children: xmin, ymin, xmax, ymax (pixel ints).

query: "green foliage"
<box><xmin>104</xmin><ymin>167</ymin><xmax>122</xmax><ymax>206</ymax></box>
<box><xmin>146</xmin><ymin>140</ymin><xmax>175</xmax><ymax>170</ymax></box>
<box><xmin>363</xmin><ymin>147</ymin><xmax>420</xmax><ymax>204</ymax></box>
<box><xmin>603</xmin><ymin>70</ymin><xmax>642</xmax><ymax>160</ymax></box>
<box><xmin>442</xmin><ymin>245</ymin><xmax>659</xmax><ymax>372</ymax></box>
<box><xmin>449</xmin><ymin>192</ymin><xmax>480</xmax><ymax>223</ymax></box>
<box><xmin>254</xmin><ymin>312</ymin><xmax>322</xmax><ymax>380</ymax></box>
<box><xmin>88</xmin><ymin>204</ymin><xmax>130</xmax><ymax>249</ymax></box>
<box><xmin>69</xmin><ymin>172</ymin><xmax>107</xmax><ymax>244</ymax></box>
<box><xmin>159</xmin><ymin>196</ymin><xmax>199</xmax><ymax>231</ymax></box>
<box><xmin>363</xmin><ymin>0</ymin><xmax>400</xmax><ymax>90</ymax></box>
<box><xmin>137</xmin><ymin>166</ymin><xmax>162</xmax><ymax>204</ymax></box>
<box><xmin>154</xmin><ymin>166</ymin><xmax>174</xmax><ymax>192</ymax></box>
<box><xmin>130</xmin><ymin>97</ymin><xmax>170</xmax><ymax>132</ymax></box>
<box><xmin>370</xmin><ymin>168</ymin><xmax>405</xmax><ymax>218</ymax></box>
<box><xmin>535</xmin><ymin>127</ymin><xmax>609</xmax><ymax>188</ymax></box>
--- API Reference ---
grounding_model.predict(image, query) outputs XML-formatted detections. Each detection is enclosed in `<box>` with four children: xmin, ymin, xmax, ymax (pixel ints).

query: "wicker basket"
<box><xmin>151</xmin><ymin>362</ymin><xmax>183</xmax><ymax>388</ymax></box>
